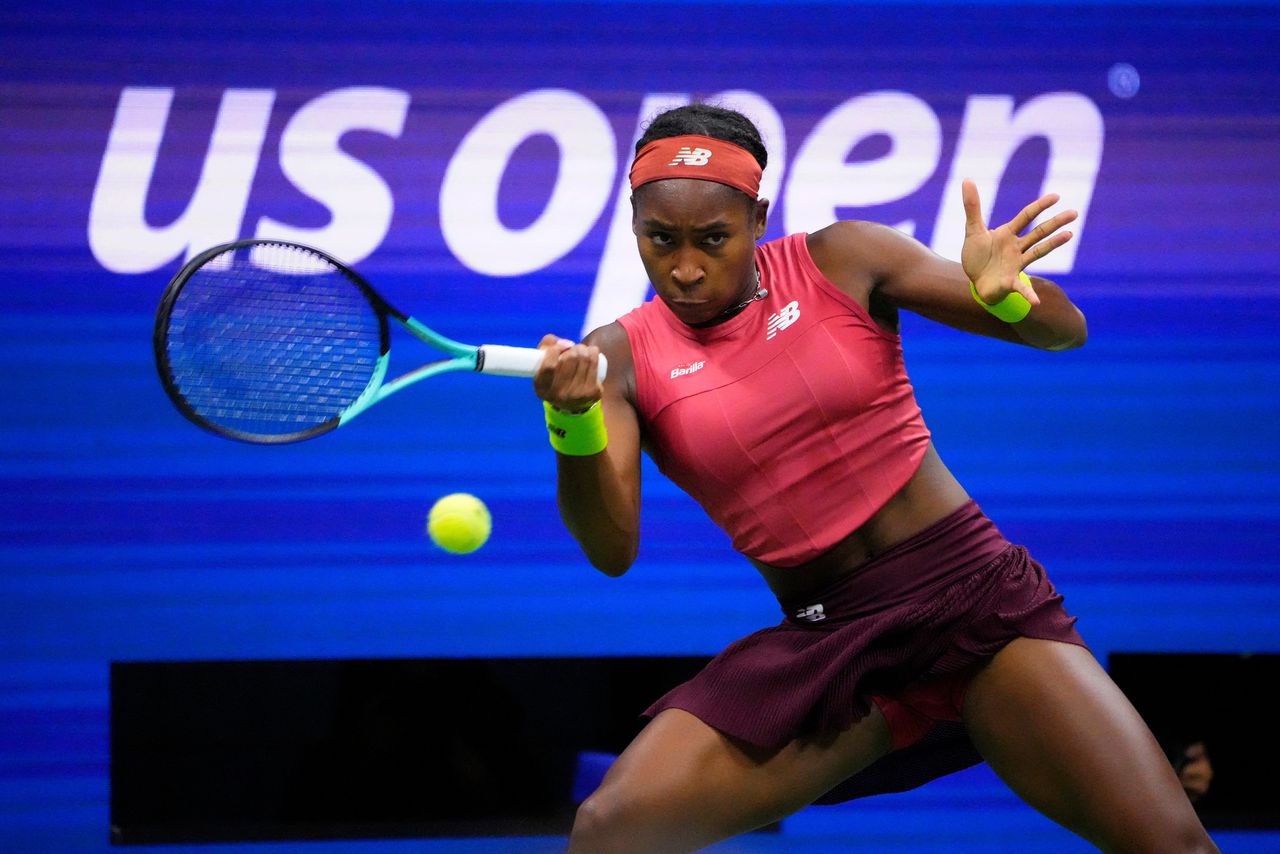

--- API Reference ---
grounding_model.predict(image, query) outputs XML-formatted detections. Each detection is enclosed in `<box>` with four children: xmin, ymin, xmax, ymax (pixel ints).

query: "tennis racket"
<box><xmin>154</xmin><ymin>238</ymin><xmax>606</xmax><ymax>444</ymax></box>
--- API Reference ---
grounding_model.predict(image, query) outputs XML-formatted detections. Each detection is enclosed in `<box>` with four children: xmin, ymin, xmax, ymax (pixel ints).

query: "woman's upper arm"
<box><xmin>582</xmin><ymin>321</ymin><xmax>643</xmax><ymax>502</ymax></box>
<box><xmin>812</xmin><ymin>220</ymin><xmax>1032</xmax><ymax>345</ymax></box>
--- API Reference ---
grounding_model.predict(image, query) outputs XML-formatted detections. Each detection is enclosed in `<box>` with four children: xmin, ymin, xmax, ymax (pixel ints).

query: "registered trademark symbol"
<box><xmin>1108</xmin><ymin>63</ymin><xmax>1141</xmax><ymax>99</ymax></box>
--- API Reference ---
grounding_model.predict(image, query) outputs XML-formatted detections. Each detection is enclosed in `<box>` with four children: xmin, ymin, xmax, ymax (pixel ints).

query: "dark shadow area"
<box><xmin>1109</xmin><ymin>652</ymin><xmax>1279</xmax><ymax>829</ymax></box>
<box><xmin>110</xmin><ymin>656</ymin><xmax>712</xmax><ymax>844</ymax></box>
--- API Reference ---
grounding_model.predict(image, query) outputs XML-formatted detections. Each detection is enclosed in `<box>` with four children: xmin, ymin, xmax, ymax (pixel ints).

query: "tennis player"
<box><xmin>535</xmin><ymin>104</ymin><xmax>1218</xmax><ymax>853</ymax></box>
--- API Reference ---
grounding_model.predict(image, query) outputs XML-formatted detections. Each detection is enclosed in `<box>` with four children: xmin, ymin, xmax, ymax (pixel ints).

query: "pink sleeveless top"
<box><xmin>616</xmin><ymin>232</ymin><xmax>931</xmax><ymax>567</ymax></box>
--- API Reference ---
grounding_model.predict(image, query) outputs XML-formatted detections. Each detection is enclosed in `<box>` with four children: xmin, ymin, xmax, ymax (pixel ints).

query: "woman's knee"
<box><xmin>570</xmin><ymin>781</ymin><xmax>720</xmax><ymax>854</ymax></box>
<box><xmin>568</xmin><ymin>788</ymin><xmax>653</xmax><ymax>854</ymax></box>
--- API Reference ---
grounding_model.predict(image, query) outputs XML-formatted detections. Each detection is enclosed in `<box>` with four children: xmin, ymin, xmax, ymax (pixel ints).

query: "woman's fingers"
<box><xmin>1021</xmin><ymin>230</ymin><xmax>1074</xmax><ymax>268</ymax></box>
<box><xmin>1008</xmin><ymin>192</ymin><xmax>1061</xmax><ymax>234</ymax></box>
<box><xmin>537</xmin><ymin>340</ymin><xmax>602</xmax><ymax>411</ymax></box>
<box><xmin>1018</xmin><ymin>209</ymin><xmax>1078</xmax><ymax>252</ymax></box>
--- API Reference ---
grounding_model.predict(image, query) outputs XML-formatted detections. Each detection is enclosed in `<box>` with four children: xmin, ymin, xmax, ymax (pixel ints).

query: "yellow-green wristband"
<box><xmin>970</xmin><ymin>271</ymin><xmax>1033</xmax><ymax>323</ymax></box>
<box><xmin>544</xmin><ymin>400</ymin><xmax>607</xmax><ymax>456</ymax></box>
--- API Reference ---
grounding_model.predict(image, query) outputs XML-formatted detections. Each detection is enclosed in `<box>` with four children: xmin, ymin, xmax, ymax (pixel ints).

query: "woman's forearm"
<box><xmin>556</xmin><ymin>451</ymin><xmax>640</xmax><ymax>576</ymax></box>
<box><xmin>1010</xmin><ymin>276</ymin><xmax>1089</xmax><ymax>351</ymax></box>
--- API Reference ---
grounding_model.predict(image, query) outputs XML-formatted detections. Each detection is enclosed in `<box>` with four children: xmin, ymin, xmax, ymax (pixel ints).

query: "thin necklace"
<box><xmin>695</xmin><ymin>267</ymin><xmax>766</xmax><ymax>327</ymax></box>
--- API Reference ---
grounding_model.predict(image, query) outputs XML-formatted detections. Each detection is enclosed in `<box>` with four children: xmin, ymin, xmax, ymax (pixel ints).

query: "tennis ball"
<box><xmin>427</xmin><ymin>493</ymin><xmax>491</xmax><ymax>555</ymax></box>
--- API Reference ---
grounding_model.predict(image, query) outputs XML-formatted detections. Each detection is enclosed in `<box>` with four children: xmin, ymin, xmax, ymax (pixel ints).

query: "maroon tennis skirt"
<box><xmin>642</xmin><ymin>500</ymin><xmax>1086</xmax><ymax>803</ymax></box>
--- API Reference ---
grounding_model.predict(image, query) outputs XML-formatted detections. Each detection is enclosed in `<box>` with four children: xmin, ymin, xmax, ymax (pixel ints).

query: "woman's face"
<box><xmin>632</xmin><ymin>178</ymin><xmax>768</xmax><ymax>326</ymax></box>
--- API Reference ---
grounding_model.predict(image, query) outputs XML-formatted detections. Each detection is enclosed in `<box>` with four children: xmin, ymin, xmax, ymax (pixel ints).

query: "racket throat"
<box><xmin>338</xmin><ymin>352</ymin><xmax>392</xmax><ymax>426</ymax></box>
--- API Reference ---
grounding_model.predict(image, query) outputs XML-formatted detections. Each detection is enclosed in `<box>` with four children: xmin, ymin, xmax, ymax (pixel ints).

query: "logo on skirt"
<box><xmin>796</xmin><ymin>603</ymin><xmax>826</xmax><ymax>622</ymax></box>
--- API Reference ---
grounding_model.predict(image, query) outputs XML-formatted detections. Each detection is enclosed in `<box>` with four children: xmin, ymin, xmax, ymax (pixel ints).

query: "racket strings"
<box><xmin>165</xmin><ymin>245</ymin><xmax>383</xmax><ymax>437</ymax></box>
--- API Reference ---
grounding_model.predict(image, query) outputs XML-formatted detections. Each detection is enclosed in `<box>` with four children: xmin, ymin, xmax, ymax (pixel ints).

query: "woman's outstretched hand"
<box><xmin>961</xmin><ymin>179</ymin><xmax>1078</xmax><ymax>307</ymax></box>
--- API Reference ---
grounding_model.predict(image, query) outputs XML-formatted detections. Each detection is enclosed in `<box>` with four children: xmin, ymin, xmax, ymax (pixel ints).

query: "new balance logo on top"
<box><xmin>766</xmin><ymin>300</ymin><xmax>801</xmax><ymax>340</ymax></box>
<box><xmin>796</xmin><ymin>604</ymin><xmax>826</xmax><ymax>623</ymax></box>
<box><xmin>667</xmin><ymin>147</ymin><xmax>713</xmax><ymax>166</ymax></box>
<box><xmin>670</xmin><ymin>360</ymin><xmax>706</xmax><ymax>379</ymax></box>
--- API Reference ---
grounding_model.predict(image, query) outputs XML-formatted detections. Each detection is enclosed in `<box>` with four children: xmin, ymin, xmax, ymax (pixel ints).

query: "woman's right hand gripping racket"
<box><xmin>153</xmin><ymin>239</ymin><xmax>606</xmax><ymax>444</ymax></box>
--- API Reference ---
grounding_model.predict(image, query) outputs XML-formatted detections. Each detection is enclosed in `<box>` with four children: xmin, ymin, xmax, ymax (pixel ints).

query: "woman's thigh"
<box><xmin>568</xmin><ymin>704</ymin><xmax>892</xmax><ymax>854</ymax></box>
<box><xmin>962</xmin><ymin>637</ymin><xmax>1218</xmax><ymax>854</ymax></box>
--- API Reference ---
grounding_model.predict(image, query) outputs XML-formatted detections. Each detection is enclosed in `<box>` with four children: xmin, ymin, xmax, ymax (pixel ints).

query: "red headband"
<box><xmin>628</xmin><ymin>134</ymin><xmax>762</xmax><ymax>198</ymax></box>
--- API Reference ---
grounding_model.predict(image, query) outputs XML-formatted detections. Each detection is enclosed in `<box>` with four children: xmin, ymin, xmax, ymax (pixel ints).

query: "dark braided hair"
<box><xmin>635</xmin><ymin>103</ymin><xmax>767</xmax><ymax>171</ymax></box>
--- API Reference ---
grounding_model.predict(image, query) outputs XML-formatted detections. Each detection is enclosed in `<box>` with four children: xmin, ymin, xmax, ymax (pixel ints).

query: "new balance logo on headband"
<box><xmin>667</xmin><ymin>147</ymin><xmax>713</xmax><ymax>167</ymax></box>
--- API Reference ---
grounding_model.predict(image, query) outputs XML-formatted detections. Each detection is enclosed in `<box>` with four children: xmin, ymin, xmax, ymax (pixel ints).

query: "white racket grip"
<box><xmin>478</xmin><ymin>344</ymin><xmax>608</xmax><ymax>382</ymax></box>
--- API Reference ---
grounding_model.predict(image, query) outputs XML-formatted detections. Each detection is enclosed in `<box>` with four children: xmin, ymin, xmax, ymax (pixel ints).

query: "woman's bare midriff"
<box><xmin>751</xmin><ymin>443</ymin><xmax>972</xmax><ymax>603</ymax></box>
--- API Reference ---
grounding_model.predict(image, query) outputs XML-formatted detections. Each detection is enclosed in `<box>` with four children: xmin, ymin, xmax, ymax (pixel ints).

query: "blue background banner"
<box><xmin>2</xmin><ymin>1</ymin><xmax>1278</xmax><ymax>850</ymax></box>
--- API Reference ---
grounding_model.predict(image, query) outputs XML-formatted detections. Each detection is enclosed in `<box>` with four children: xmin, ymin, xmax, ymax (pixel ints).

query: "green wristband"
<box><xmin>544</xmin><ymin>400</ymin><xmax>608</xmax><ymax>456</ymax></box>
<box><xmin>970</xmin><ymin>271</ymin><xmax>1034</xmax><ymax>323</ymax></box>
